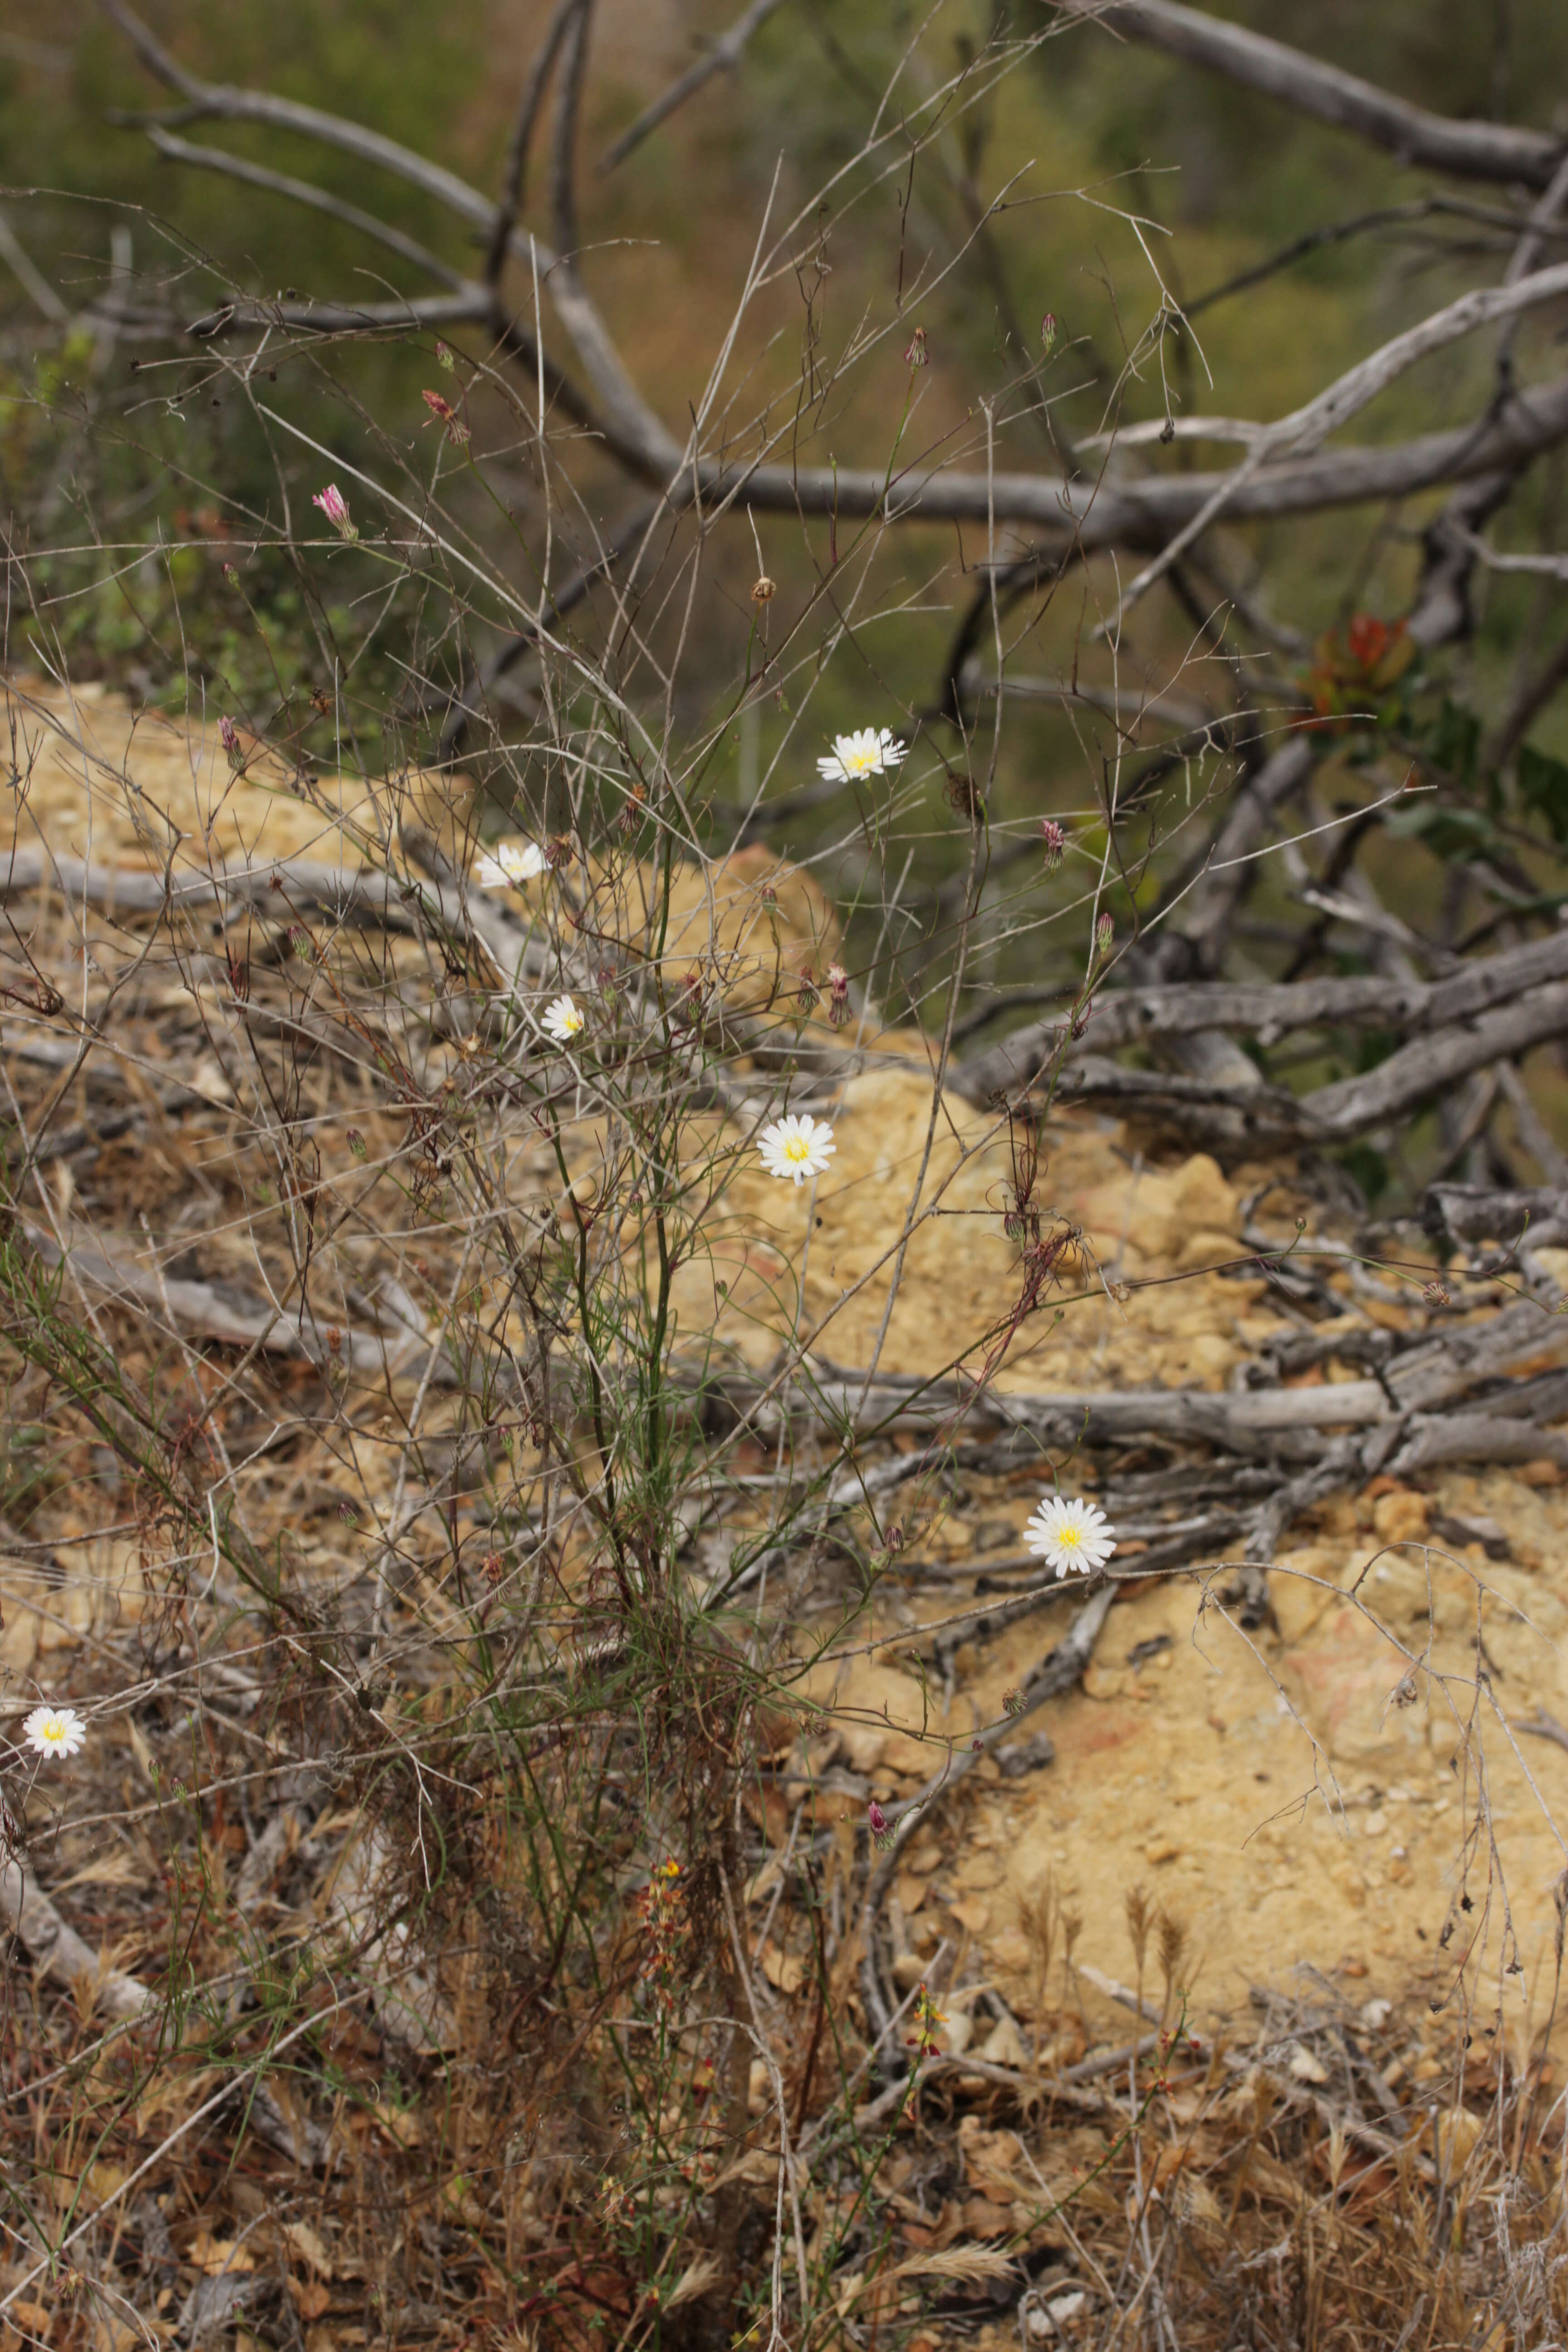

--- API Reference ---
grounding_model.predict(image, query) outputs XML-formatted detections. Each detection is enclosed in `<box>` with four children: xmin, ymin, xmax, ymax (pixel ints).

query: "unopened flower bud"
<box><xmin>1040</xmin><ymin>816</ymin><xmax>1066</xmax><ymax>870</ymax></box>
<box><xmin>347</xmin><ymin>1128</ymin><xmax>367</xmax><ymax>1159</ymax></box>
<box><xmin>222</xmin><ymin>561</ymin><xmax>240</xmax><ymax>586</ymax></box>
<box><xmin>312</xmin><ymin>483</ymin><xmax>358</xmax><ymax>541</ymax></box>
<box><xmin>827</xmin><ymin>960</ymin><xmax>850</xmax><ymax>1029</ymax></box>
<box><xmin>219</xmin><ymin>714</ymin><xmax>243</xmax><ymax>772</ymax></box>
<box><xmin>1041</xmin><ymin>311</ymin><xmax>1058</xmax><ymax>355</ymax></box>
<box><xmin>904</xmin><ymin>324</ymin><xmax>928</xmax><ymax>368</ymax></box>
<box><xmin>867</xmin><ymin>1798</ymin><xmax>896</xmax><ymax>1849</ymax></box>
<box><xmin>1094</xmin><ymin>911</ymin><xmax>1114</xmax><ymax>960</ymax></box>
<box><xmin>435</xmin><ymin>339</ymin><xmax>456</xmax><ymax>373</ymax></box>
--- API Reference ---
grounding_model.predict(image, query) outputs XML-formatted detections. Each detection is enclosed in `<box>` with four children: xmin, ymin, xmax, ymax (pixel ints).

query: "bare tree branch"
<box><xmin>1055</xmin><ymin>0</ymin><xmax>1564</xmax><ymax>190</ymax></box>
<box><xmin>144</xmin><ymin>128</ymin><xmax>471</xmax><ymax>289</ymax></box>
<box><xmin>486</xmin><ymin>0</ymin><xmax>582</xmax><ymax>285</ymax></box>
<box><xmin>549</xmin><ymin>0</ymin><xmax>593</xmax><ymax>265</ymax></box>
<box><xmin>1184</xmin><ymin>197</ymin><xmax>1568</xmax><ymax>321</ymax></box>
<box><xmin>597</xmin><ymin>0</ymin><xmax>792</xmax><ymax>176</ymax></box>
<box><xmin>0</xmin><ymin>207</ymin><xmax>68</xmax><ymax>322</ymax></box>
<box><xmin>1454</xmin><ymin>531</ymin><xmax>1568</xmax><ymax>582</ymax></box>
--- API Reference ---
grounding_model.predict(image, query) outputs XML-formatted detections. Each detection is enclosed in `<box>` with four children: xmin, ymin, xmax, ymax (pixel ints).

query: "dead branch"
<box><xmin>959</xmin><ymin>970</ymin><xmax>1568</xmax><ymax>1149</ymax></box>
<box><xmin>970</xmin><ymin>924</ymin><xmax>1568</xmax><ymax>1075</ymax></box>
<box><xmin>0</xmin><ymin>1851</ymin><xmax>328</xmax><ymax>2164</ymax></box>
<box><xmin>1054</xmin><ymin>0</ymin><xmax>1564</xmax><ymax>189</ymax></box>
<box><xmin>24</xmin><ymin>1225</ymin><xmax>457</xmax><ymax>1384</ymax></box>
<box><xmin>597</xmin><ymin>0</ymin><xmax>793</xmax><ymax>176</ymax></box>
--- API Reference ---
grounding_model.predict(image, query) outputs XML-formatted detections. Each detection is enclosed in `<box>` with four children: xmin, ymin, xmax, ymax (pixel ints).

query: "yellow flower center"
<box><xmin>783</xmin><ymin>1134</ymin><xmax>811</xmax><ymax>1162</ymax></box>
<box><xmin>844</xmin><ymin>746</ymin><xmax>878</xmax><ymax>773</ymax></box>
<box><xmin>1058</xmin><ymin>1525</ymin><xmax>1081</xmax><ymax>1548</ymax></box>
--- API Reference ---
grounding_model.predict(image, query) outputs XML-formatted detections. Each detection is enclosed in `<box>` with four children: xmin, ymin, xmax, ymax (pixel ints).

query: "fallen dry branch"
<box><xmin>0</xmin><ymin>1852</ymin><xmax>328</xmax><ymax>2167</ymax></box>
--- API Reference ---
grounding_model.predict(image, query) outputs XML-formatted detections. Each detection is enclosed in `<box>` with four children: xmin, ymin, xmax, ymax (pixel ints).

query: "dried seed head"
<box><xmin>904</xmin><ymin>324</ymin><xmax>928</xmax><ymax>368</ymax></box>
<box><xmin>1125</xmin><ymin>1882</ymin><xmax>1153</xmax><ymax>1974</ymax></box>
<box><xmin>421</xmin><ymin>387</ymin><xmax>471</xmax><ymax>446</ymax></box>
<box><xmin>751</xmin><ymin>575</ymin><xmax>776</xmax><ymax>605</ymax></box>
<box><xmin>1156</xmin><ymin>1906</ymin><xmax>1188</xmax><ymax>1993</ymax></box>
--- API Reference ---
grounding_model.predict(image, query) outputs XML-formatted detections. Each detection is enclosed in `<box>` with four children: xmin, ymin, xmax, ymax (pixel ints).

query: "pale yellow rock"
<box><xmin>1269</xmin><ymin>1547</ymin><xmax>1340</xmax><ymax>1644</ymax></box>
<box><xmin>1360</xmin><ymin>1554</ymin><xmax>1437</xmax><ymax>1627</ymax></box>
<box><xmin>1372</xmin><ymin>1490</ymin><xmax>1430</xmax><ymax>1546</ymax></box>
<box><xmin>837</xmin><ymin>1723</ymin><xmax>888</xmax><ymax>1772</ymax></box>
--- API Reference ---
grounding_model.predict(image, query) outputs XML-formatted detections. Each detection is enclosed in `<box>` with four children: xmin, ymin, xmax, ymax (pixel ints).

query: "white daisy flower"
<box><xmin>758</xmin><ymin>1111</ymin><xmax>835</xmax><ymax>1186</ymax></box>
<box><xmin>473</xmin><ymin>838</ymin><xmax>548</xmax><ymax>889</ymax></box>
<box><xmin>1023</xmin><ymin>1494</ymin><xmax>1116</xmax><ymax>1578</ymax></box>
<box><xmin>542</xmin><ymin>993</ymin><xmax>585</xmax><ymax>1045</ymax></box>
<box><xmin>817</xmin><ymin>727</ymin><xmax>907</xmax><ymax>784</ymax></box>
<box><xmin>22</xmin><ymin>1703</ymin><xmax>86</xmax><ymax>1762</ymax></box>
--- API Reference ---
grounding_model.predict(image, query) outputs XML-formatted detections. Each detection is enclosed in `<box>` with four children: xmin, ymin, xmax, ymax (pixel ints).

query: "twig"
<box><xmin>597</xmin><ymin>0</ymin><xmax>794</xmax><ymax>175</ymax></box>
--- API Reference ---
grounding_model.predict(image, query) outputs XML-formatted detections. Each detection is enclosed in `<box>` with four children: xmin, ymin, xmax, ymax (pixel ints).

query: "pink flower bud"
<box><xmin>219</xmin><ymin>715</ymin><xmax>243</xmax><ymax>772</ymax></box>
<box><xmin>1040</xmin><ymin>817</ymin><xmax>1066</xmax><ymax>870</ymax></box>
<box><xmin>312</xmin><ymin>484</ymin><xmax>357</xmax><ymax>541</ymax></box>
<box><xmin>1094</xmin><ymin>911</ymin><xmax>1114</xmax><ymax>959</ymax></box>
<box><xmin>1041</xmin><ymin>312</ymin><xmax>1058</xmax><ymax>355</ymax></box>
<box><xmin>435</xmin><ymin>339</ymin><xmax>456</xmax><ymax>374</ymax></box>
<box><xmin>904</xmin><ymin>324</ymin><xmax>928</xmax><ymax>368</ymax></box>
<box><xmin>867</xmin><ymin>1798</ymin><xmax>895</xmax><ymax>1848</ymax></box>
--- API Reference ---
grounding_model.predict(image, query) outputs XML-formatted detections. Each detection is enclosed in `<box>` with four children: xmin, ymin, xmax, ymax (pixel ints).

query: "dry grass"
<box><xmin>0</xmin><ymin>678</ymin><xmax>1562</xmax><ymax>2352</ymax></box>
